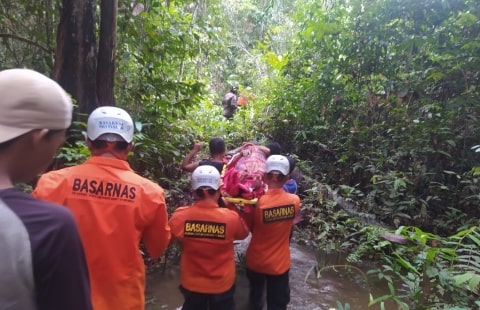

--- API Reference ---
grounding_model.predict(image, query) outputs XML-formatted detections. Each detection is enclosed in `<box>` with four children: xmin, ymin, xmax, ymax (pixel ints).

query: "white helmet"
<box><xmin>192</xmin><ymin>165</ymin><xmax>221</xmax><ymax>190</ymax></box>
<box><xmin>266</xmin><ymin>155</ymin><xmax>290</xmax><ymax>175</ymax></box>
<box><xmin>87</xmin><ymin>106</ymin><xmax>134</xmax><ymax>143</ymax></box>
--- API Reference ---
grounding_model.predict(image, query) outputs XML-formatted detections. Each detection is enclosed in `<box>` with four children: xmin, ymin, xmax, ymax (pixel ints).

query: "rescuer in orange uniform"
<box><xmin>33</xmin><ymin>106</ymin><xmax>171</xmax><ymax>310</ymax></box>
<box><xmin>244</xmin><ymin>155</ymin><xmax>301</xmax><ymax>310</ymax></box>
<box><xmin>169</xmin><ymin>165</ymin><xmax>249</xmax><ymax>310</ymax></box>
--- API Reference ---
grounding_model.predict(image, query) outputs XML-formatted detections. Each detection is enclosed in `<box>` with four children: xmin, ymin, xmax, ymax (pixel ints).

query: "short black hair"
<box><xmin>266</xmin><ymin>172</ymin><xmax>287</xmax><ymax>182</ymax></box>
<box><xmin>195</xmin><ymin>188</ymin><xmax>218</xmax><ymax>198</ymax></box>
<box><xmin>89</xmin><ymin>139</ymin><xmax>130</xmax><ymax>151</ymax></box>
<box><xmin>266</xmin><ymin>142</ymin><xmax>282</xmax><ymax>156</ymax></box>
<box><xmin>209</xmin><ymin>137</ymin><xmax>226</xmax><ymax>156</ymax></box>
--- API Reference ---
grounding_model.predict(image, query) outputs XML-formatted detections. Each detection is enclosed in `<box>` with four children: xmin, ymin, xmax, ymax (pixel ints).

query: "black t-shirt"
<box><xmin>0</xmin><ymin>188</ymin><xmax>92</xmax><ymax>310</ymax></box>
<box><xmin>198</xmin><ymin>159</ymin><xmax>225</xmax><ymax>174</ymax></box>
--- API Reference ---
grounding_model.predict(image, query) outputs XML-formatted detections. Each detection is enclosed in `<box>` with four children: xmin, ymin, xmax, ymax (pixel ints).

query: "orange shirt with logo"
<box><xmin>245</xmin><ymin>188</ymin><xmax>300</xmax><ymax>275</ymax></box>
<box><xmin>169</xmin><ymin>200</ymin><xmax>249</xmax><ymax>293</ymax></box>
<box><xmin>33</xmin><ymin>157</ymin><xmax>171</xmax><ymax>310</ymax></box>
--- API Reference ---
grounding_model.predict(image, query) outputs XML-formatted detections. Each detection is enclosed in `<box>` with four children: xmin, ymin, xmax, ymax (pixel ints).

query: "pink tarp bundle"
<box><xmin>222</xmin><ymin>143</ymin><xmax>267</xmax><ymax>201</ymax></box>
<box><xmin>222</xmin><ymin>143</ymin><xmax>304</xmax><ymax>223</ymax></box>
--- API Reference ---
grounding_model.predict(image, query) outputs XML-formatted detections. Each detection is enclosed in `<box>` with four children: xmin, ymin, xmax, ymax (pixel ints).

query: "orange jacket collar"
<box><xmin>193</xmin><ymin>200</ymin><xmax>219</xmax><ymax>209</ymax></box>
<box><xmin>85</xmin><ymin>156</ymin><xmax>133</xmax><ymax>171</ymax></box>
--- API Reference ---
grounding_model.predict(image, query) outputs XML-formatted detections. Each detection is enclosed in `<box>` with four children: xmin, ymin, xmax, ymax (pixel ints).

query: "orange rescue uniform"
<box><xmin>33</xmin><ymin>156</ymin><xmax>171</xmax><ymax>310</ymax></box>
<box><xmin>169</xmin><ymin>200</ymin><xmax>249</xmax><ymax>293</ymax></box>
<box><xmin>245</xmin><ymin>188</ymin><xmax>301</xmax><ymax>275</ymax></box>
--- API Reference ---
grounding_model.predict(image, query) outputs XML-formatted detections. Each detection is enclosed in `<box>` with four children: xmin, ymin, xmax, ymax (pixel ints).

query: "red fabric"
<box><xmin>221</xmin><ymin>143</ymin><xmax>266</xmax><ymax>200</ymax></box>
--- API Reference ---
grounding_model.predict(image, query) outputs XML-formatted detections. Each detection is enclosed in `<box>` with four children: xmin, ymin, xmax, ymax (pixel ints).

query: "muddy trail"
<box><xmin>145</xmin><ymin>233</ymin><xmax>392</xmax><ymax>310</ymax></box>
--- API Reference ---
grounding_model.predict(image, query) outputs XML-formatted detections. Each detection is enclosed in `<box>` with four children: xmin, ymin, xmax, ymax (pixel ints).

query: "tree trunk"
<box><xmin>53</xmin><ymin>0</ymin><xmax>98</xmax><ymax>118</ymax></box>
<box><xmin>97</xmin><ymin>0</ymin><xmax>117</xmax><ymax>106</ymax></box>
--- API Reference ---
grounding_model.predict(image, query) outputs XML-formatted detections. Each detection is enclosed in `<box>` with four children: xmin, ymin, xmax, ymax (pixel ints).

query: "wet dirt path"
<box><xmin>145</xmin><ymin>235</ymin><xmax>388</xmax><ymax>310</ymax></box>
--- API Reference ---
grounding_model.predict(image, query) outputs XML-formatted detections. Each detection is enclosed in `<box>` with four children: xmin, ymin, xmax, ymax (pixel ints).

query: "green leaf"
<box><xmin>454</xmin><ymin>273</ymin><xmax>473</xmax><ymax>286</ymax></box>
<box><xmin>393</xmin><ymin>178</ymin><xmax>407</xmax><ymax>191</ymax></box>
<box><xmin>394</xmin><ymin>255</ymin><xmax>420</xmax><ymax>275</ymax></box>
<box><xmin>135</xmin><ymin>121</ymin><xmax>143</xmax><ymax>132</ymax></box>
<box><xmin>265</xmin><ymin>52</ymin><xmax>288</xmax><ymax>70</ymax></box>
<box><xmin>468</xmin><ymin>274</ymin><xmax>480</xmax><ymax>291</ymax></box>
<box><xmin>368</xmin><ymin>293</ymin><xmax>392</xmax><ymax>306</ymax></box>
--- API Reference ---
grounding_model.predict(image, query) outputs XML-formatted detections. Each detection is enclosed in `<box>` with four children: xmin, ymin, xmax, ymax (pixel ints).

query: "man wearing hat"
<box><xmin>169</xmin><ymin>165</ymin><xmax>249</xmax><ymax>310</ymax></box>
<box><xmin>244</xmin><ymin>155</ymin><xmax>301</xmax><ymax>310</ymax></box>
<box><xmin>0</xmin><ymin>69</ymin><xmax>92</xmax><ymax>310</ymax></box>
<box><xmin>33</xmin><ymin>105</ymin><xmax>171</xmax><ymax>310</ymax></box>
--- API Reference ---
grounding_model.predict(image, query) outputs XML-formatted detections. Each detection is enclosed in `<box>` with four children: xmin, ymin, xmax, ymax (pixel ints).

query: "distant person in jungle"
<box><xmin>222</xmin><ymin>85</ymin><xmax>239</xmax><ymax>119</ymax></box>
<box><xmin>33</xmin><ymin>106</ymin><xmax>171</xmax><ymax>310</ymax></box>
<box><xmin>243</xmin><ymin>155</ymin><xmax>301</xmax><ymax>310</ymax></box>
<box><xmin>0</xmin><ymin>68</ymin><xmax>92</xmax><ymax>310</ymax></box>
<box><xmin>181</xmin><ymin>137</ymin><xmax>227</xmax><ymax>174</ymax></box>
<box><xmin>169</xmin><ymin>165</ymin><xmax>250</xmax><ymax>310</ymax></box>
<box><xmin>259</xmin><ymin>141</ymin><xmax>298</xmax><ymax>194</ymax></box>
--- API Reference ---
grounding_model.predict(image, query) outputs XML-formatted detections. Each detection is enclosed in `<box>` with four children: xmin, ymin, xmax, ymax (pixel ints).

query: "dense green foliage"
<box><xmin>2</xmin><ymin>0</ymin><xmax>480</xmax><ymax>308</ymax></box>
<box><xmin>269</xmin><ymin>0</ymin><xmax>480</xmax><ymax>233</ymax></box>
<box><xmin>278</xmin><ymin>1</ymin><xmax>480</xmax><ymax>307</ymax></box>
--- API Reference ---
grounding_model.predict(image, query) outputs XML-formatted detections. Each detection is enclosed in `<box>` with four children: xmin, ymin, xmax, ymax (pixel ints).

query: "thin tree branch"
<box><xmin>0</xmin><ymin>33</ymin><xmax>52</xmax><ymax>53</ymax></box>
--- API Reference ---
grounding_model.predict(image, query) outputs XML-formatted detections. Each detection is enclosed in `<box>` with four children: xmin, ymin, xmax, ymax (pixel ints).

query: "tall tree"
<box><xmin>53</xmin><ymin>0</ymin><xmax>98</xmax><ymax>116</ymax></box>
<box><xmin>53</xmin><ymin>0</ymin><xmax>119</xmax><ymax>115</ymax></box>
<box><xmin>97</xmin><ymin>0</ymin><xmax>117</xmax><ymax>106</ymax></box>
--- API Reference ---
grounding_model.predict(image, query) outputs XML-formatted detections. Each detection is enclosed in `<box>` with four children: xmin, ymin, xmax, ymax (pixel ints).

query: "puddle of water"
<box><xmin>145</xmin><ymin>235</ymin><xmax>395</xmax><ymax>310</ymax></box>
